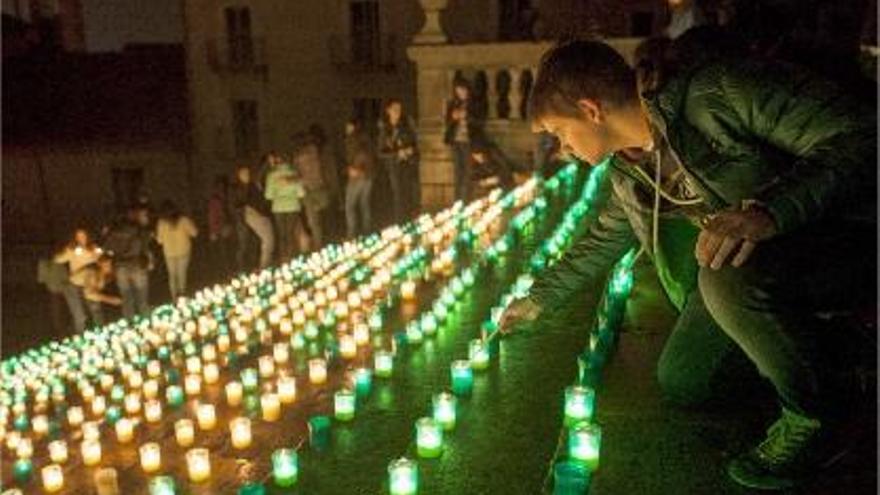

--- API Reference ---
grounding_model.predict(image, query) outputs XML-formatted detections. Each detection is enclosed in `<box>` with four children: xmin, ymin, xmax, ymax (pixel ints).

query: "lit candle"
<box><xmin>203</xmin><ymin>363</ymin><xmax>220</xmax><ymax>384</ymax></box>
<box><xmin>553</xmin><ymin>460</ymin><xmax>590</xmax><ymax>495</ymax></box>
<box><xmin>41</xmin><ymin>464</ymin><xmax>64</xmax><ymax>492</ymax></box>
<box><xmin>125</xmin><ymin>393</ymin><xmax>142</xmax><ymax>414</ymax></box>
<box><xmin>450</xmin><ymin>360</ymin><xmax>474</xmax><ymax>397</ymax></box>
<box><xmin>166</xmin><ymin>385</ymin><xmax>185</xmax><ymax>408</ymax></box>
<box><xmin>16</xmin><ymin>437</ymin><xmax>33</xmax><ymax>458</ymax></box>
<box><xmin>83</xmin><ymin>421</ymin><xmax>101</xmax><ymax>441</ymax></box>
<box><xmin>374</xmin><ymin>350</ymin><xmax>393</xmax><ymax>378</ymax></box>
<box><xmin>144</xmin><ymin>399</ymin><xmax>163</xmax><ymax>423</ymax></box>
<box><xmin>230</xmin><ymin>417</ymin><xmax>252</xmax><ymax>449</ymax></box>
<box><xmin>49</xmin><ymin>440</ymin><xmax>68</xmax><ymax>463</ymax></box>
<box><xmin>388</xmin><ymin>457</ymin><xmax>418</xmax><ymax>495</ymax></box>
<box><xmin>432</xmin><ymin>392</ymin><xmax>457</xmax><ymax>431</ymax></box>
<box><xmin>261</xmin><ymin>393</ymin><xmax>281</xmax><ymax>422</ymax></box>
<box><xmin>416</xmin><ymin>417</ymin><xmax>443</xmax><ymax>458</ymax></box>
<box><xmin>564</xmin><ymin>385</ymin><xmax>595</xmax><ymax>427</ymax></box>
<box><xmin>94</xmin><ymin>467</ymin><xmax>120</xmax><ymax>495</ymax></box>
<box><xmin>308</xmin><ymin>415</ymin><xmax>331</xmax><ymax>451</ymax></box>
<box><xmin>148</xmin><ymin>476</ymin><xmax>177</xmax><ymax>495</ymax></box>
<box><xmin>308</xmin><ymin>358</ymin><xmax>327</xmax><ymax>385</ymax></box>
<box><xmin>185</xmin><ymin>448</ymin><xmax>211</xmax><ymax>483</ymax></box>
<box><xmin>406</xmin><ymin>322</ymin><xmax>423</xmax><ymax>345</ymax></box>
<box><xmin>82</xmin><ymin>438</ymin><xmax>102</xmax><ymax>466</ymax></box>
<box><xmin>277</xmin><ymin>376</ymin><xmax>297</xmax><ymax>404</ymax></box>
<box><xmin>354</xmin><ymin>368</ymin><xmax>372</xmax><ymax>398</ymax></box>
<box><xmin>241</xmin><ymin>368</ymin><xmax>259</xmax><ymax>392</ymax></box>
<box><xmin>272</xmin><ymin>448</ymin><xmax>299</xmax><ymax>487</ymax></box>
<box><xmin>67</xmin><ymin>406</ymin><xmax>84</xmax><ymax>427</ymax></box>
<box><xmin>259</xmin><ymin>356</ymin><xmax>276</xmax><ymax>378</ymax></box>
<box><xmin>13</xmin><ymin>458</ymin><xmax>32</xmax><ymax>483</ymax></box>
<box><xmin>273</xmin><ymin>343</ymin><xmax>290</xmax><ymax>364</ymax></box>
<box><xmin>334</xmin><ymin>389</ymin><xmax>356</xmax><ymax>421</ymax></box>
<box><xmin>92</xmin><ymin>395</ymin><xmax>107</xmax><ymax>416</ymax></box>
<box><xmin>139</xmin><ymin>442</ymin><xmax>162</xmax><ymax>473</ymax></box>
<box><xmin>175</xmin><ymin>419</ymin><xmax>195</xmax><ymax>447</ymax></box>
<box><xmin>226</xmin><ymin>381</ymin><xmax>243</xmax><ymax>406</ymax></box>
<box><xmin>339</xmin><ymin>335</ymin><xmax>357</xmax><ymax>359</ymax></box>
<box><xmin>196</xmin><ymin>403</ymin><xmax>216</xmax><ymax>430</ymax></box>
<box><xmin>468</xmin><ymin>339</ymin><xmax>490</xmax><ymax>371</ymax></box>
<box><xmin>354</xmin><ymin>323</ymin><xmax>370</xmax><ymax>346</ymax></box>
<box><xmin>568</xmin><ymin>422</ymin><xmax>602</xmax><ymax>471</ymax></box>
<box><xmin>115</xmin><ymin>417</ymin><xmax>134</xmax><ymax>443</ymax></box>
<box><xmin>143</xmin><ymin>379</ymin><xmax>159</xmax><ymax>399</ymax></box>
<box><xmin>184</xmin><ymin>375</ymin><xmax>202</xmax><ymax>396</ymax></box>
<box><xmin>147</xmin><ymin>360</ymin><xmax>162</xmax><ymax>378</ymax></box>
<box><xmin>401</xmin><ymin>280</ymin><xmax>416</xmax><ymax>301</ymax></box>
<box><xmin>32</xmin><ymin>414</ymin><xmax>49</xmax><ymax>436</ymax></box>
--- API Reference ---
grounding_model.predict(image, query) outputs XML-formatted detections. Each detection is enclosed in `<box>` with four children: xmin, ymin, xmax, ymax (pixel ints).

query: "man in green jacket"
<box><xmin>500</xmin><ymin>40</ymin><xmax>876</xmax><ymax>490</ymax></box>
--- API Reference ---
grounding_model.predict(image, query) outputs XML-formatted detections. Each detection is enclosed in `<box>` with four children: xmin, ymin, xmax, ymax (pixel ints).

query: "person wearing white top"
<box><xmin>156</xmin><ymin>201</ymin><xmax>199</xmax><ymax>300</ymax></box>
<box><xmin>53</xmin><ymin>228</ymin><xmax>103</xmax><ymax>332</ymax></box>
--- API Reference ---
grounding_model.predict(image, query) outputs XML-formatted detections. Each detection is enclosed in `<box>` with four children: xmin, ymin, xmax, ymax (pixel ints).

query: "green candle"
<box><xmin>354</xmin><ymin>368</ymin><xmax>372</xmax><ymax>398</ymax></box>
<box><xmin>308</xmin><ymin>415</ymin><xmax>331</xmax><ymax>451</ymax></box>
<box><xmin>415</xmin><ymin>417</ymin><xmax>443</xmax><ymax>458</ymax></box>
<box><xmin>374</xmin><ymin>350</ymin><xmax>393</xmax><ymax>378</ymax></box>
<box><xmin>271</xmin><ymin>449</ymin><xmax>298</xmax><ymax>487</ymax></box>
<box><xmin>241</xmin><ymin>368</ymin><xmax>259</xmax><ymax>392</ymax></box>
<box><xmin>569</xmin><ymin>422</ymin><xmax>602</xmax><ymax>471</ymax></box>
<box><xmin>564</xmin><ymin>385</ymin><xmax>596</xmax><ymax>427</ymax></box>
<box><xmin>13</xmin><ymin>458</ymin><xmax>33</xmax><ymax>483</ymax></box>
<box><xmin>237</xmin><ymin>483</ymin><xmax>266</xmax><ymax>495</ymax></box>
<box><xmin>432</xmin><ymin>392</ymin><xmax>457</xmax><ymax>431</ymax></box>
<box><xmin>334</xmin><ymin>389</ymin><xmax>356</xmax><ymax>421</ymax></box>
<box><xmin>388</xmin><ymin>457</ymin><xmax>418</xmax><ymax>495</ymax></box>
<box><xmin>166</xmin><ymin>385</ymin><xmax>184</xmax><ymax>408</ymax></box>
<box><xmin>148</xmin><ymin>476</ymin><xmax>177</xmax><ymax>495</ymax></box>
<box><xmin>450</xmin><ymin>360</ymin><xmax>473</xmax><ymax>397</ymax></box>
<box><xmin>468</xmin><ymin>339</ymin><xmax>490</xmax><ymax>371</ymax></box>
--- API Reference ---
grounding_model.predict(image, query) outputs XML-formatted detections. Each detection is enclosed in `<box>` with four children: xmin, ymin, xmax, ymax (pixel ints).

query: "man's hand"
<box><xmin>696</xmin><ymin>204</ymin><xmax>777</xmax><ymax>269</ymax></box>
<box><xmin>499</xmin><ymin>297</ymin><xmax>543</xmax><ymax>335</ymax></box>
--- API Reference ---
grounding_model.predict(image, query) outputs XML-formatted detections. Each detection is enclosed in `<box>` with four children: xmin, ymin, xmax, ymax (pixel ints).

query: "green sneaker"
<box><xmin>727</xmin><ymin>408</ymin><xmax>825</xmax><ymax>490</ymax></box>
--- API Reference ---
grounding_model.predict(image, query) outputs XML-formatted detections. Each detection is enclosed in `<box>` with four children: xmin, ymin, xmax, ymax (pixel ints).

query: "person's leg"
<box><xmin>61</xmin><ymin>283</ymin><xmax>87</xmax><ymax>333</ymax></box>
<box><xmin>115</xmin><ymin>267</ymin><xmax>136</xmax><ymax>320</ymax></box>
<box><xmin>360</xmin><ymin>178</ymin><xmax>373</xmax><ymax>235</ymax></box>
<box><xmin>248</xmin><ymin>210</ymin><xmax>275</xmax><ymax>269</ymax></box>
<box><xmin>345</xmin><ymin>181</ymin><xmax>359</xmax><ymax>238</ymax></box>
<box><xmin>165</xmin><ymin>255</ymin><xmax>179</xmax><ymax>300</ymax></box>
<box><xmin>133</xmin><ymin>268</ymin><xmax>150</xmax><ymax>316</ymax></box>
<box><xmin>451</xmin><ymin>144</ymin><xmax>467</xmax><ymax>202</ymax></box>
<box><xmin>273</xmin><ymin>213</ymin><xmax>289</xmax><ymax>262</ymax></box>
<box><xmin>86</xmin><ymin>300</ymin><xmax>104</xmax><ymax>327</ymax></box>
<box><xmin>386</xmin><ymin>159</ymin><xmax>403</xmax><ymax>222</ymax></box>
<box><xmin>234</xmin><ymin>217</ymin><xmax>251</xmax><ymax>272</ymax></box>
<box><xmin>459</xmin><ymin>143</ymin><xmax>472</xmax><ymax>201</ymax></box>
<box><xmin>179</xmin><ymin>253</ymin><xmax>191</xmax><ymax>296</ymax></box>
<box><xmin>305</xmin><ymin>200</ymin><xmax>324</xmax><ymax>249</ymax></box>
<box><xmin>409</xmin><ymin>162</ymin><xmax>421</xmax><ymax>217</ymax></box>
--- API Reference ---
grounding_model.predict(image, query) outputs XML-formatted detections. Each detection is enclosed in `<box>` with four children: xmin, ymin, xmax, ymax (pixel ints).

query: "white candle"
<box><xmin>125</xmin><ymin>393</ymin><xmax>142</xmax><ymax>414</ymax></box>
<box><xmin>277</xmin><ymin>376</ymin><xmax>297</xmax><ymax>404</ymax></box>
<box><xmin>115</xmin><ymin>418</ymin><xmax>134</xmax><ymax>443</ymax></box>
<box><xmin>147</xmin><ymin>360</ymin><xmax>162</xmax><ymax>378</ymax></box>
<box><xmin>16</xmin><ymin>437</ymin><xmax>33</xmax><ymax>458</ymax></box>
<box><xmin>81</xmin><ymin>439</ymin><xmax>102</xmax><ymax>466</ymax></box>
<box><xmin>67</xmin><ymin>406</ymin><xmax>84</xmax><ymax>427</ymax></box>
<box><xmin>197</xmin><ymin>404</ymin><xmax>216</xmax><ymax>430</ymax></box>
<box><xmin>225</xmin><ymin>381</ymin><xmax>243</xmax><ymax>407</ymax></box>
<box><xmin>41</xmin><ymin>464</ymin><xmax>64</xmax><ymax>492</ymax></box>
<box><xmin>186</xmin><ymin>448</ymin><xmax>211</xmax><ymax>483</ymax></box>
<box><xmin>94</xmin><ymin>467</ymin><xmax>119</xmax><ymax>495</ymax></box>
<box><xmin>229</xmin><ymin>417</ymin><xmax>252</xmax><ymax>449</ymax></box>
<box><xmin>354</xmin><ymin>323</ymin><xmax>370</xmax><ymax>346</ymax></box>
<box><xmin>308</xmin><ymin>358</ymin><xmax>327</xmax><ymax>384</ymax></box>
<box><xmin>186</xmin><ymin>357</ymin><xmax>202</xmax><ymax>375</ymax></box>
<box><xmin>261</xmin><ymin>393</ymin><xmax>281</xmax><ymax>422</ymax></box>
<box><xmin>91</xmin><ymin>396</ymin><xmax>106</xmax><ymax>416</ymax></box>
<box><xmin>184</xmin><ymin>375</ymin><xmax>202</xmax><ymax>396</ymax></box>
<box><xmin>139</xmin><ymin>442</ymin><xmax>161</xmax><ymax>473</ymax></box>
<box><xmin>32</xmin><ymin>415</ymin><xmax>49</xmax><ymax>436</ymax></box>
<box><xmin>203</xmin><ymin>363</ymin><xmax>220</xmax><ymax>384</ymax></box>
<box><xmin>339</xmin><ymin>335</ymin><xmax>357</xmax><ymax>359</ymax></box>
<box><xmin>128</xmin><ymin>371</ymin><xmax>144</xmax><ymax>389</ymax></box>
<box><xmin>48</xmin><ymin>440</ymin><xmax>68</xmax><ymax>463</ymax></box>
<box><xmin>83</xmin><ymin>421</ymin><xmax>101</xmax><ymax>441</ymax></box>
<box><xmin>259</xmin><ymin>356</ymin><xmax>276</xmax><ymax>378</ymax></box>
<box><xmin>144</xmin><ymin>399</ymin><xmax>163</xmax><ymax>423</ymax></box>
<box><xmin>143</xmin><ymin>379</ymin><xmax>159</xmax><ymax>399</ymax></box>
<box><xmin>175</xmin><ymin>419</ymin><xmax>195</xmax><ymax>447</ymax></box>
<box><xmin>401</xmin><ymin>280</ymin><xmax>416</xmax><ymax>300</ymax></box>
<box><xmin>273</xmin><ymin>343</ymin><xmax>290</xmax><ymax>364</ymax></box>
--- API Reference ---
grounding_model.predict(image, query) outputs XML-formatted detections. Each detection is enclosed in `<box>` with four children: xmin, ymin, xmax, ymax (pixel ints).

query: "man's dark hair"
<box><xmin>528</xmin><ymin>40</ymin><xmax>637</xmax><ymax>122</ymax></box>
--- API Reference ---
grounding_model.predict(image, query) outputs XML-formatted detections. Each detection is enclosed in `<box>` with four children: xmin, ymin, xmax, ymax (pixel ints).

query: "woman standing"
<box><xmin>53</xmin><ymin>228</ymin><xmax>102</xmax><ymax>332</ymax></box>
<box><xmin>155</xmin><ymin>200</ymin><xmax>198</xmax><ymax>300</ymax></box>
<box><xmin>264</xmin><ymin>151</ymin><xmax>306</xmax><ymax>261</ymax></box>
<box><xmin>378</xmin><ymin>99</ymin><xmax>420</xmax><ymax>222</ymax></box>
<box><xmin>344</xmin><ymin>119</ymin><xmax>376</xmax><ymax>238</ymax></box>
<box><xmin>232</xmin><ymin>165</ymin><xmax>276</xmax><ymax>270</ymax></box>
<box><xmin>444</xmin><ymin>79</ymin><xmax>484</xmax><ymax>203</ymax></box>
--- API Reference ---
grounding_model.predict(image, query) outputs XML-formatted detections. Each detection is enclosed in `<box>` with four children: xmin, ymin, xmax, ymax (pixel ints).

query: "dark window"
<box><xmin>232</xmin><ymin>99</ymin><xmax>259</xmax><ymax>157</ymax></box>
<box><xmin>352</xmin><ymin>98</ymin><xmax>381</xmax><ymax>137</ymax></box>
<box><xmin>111</xmin><ymin>168</ymin><xmax>144</xmax><ymax>210</ymax></box>
<box><xmin>499</xmin><ymin>0</ymin><xmax>535</xmax><ymax>41</ymax></box>
<box><xmin>631</xmin><ymin>12</ymin><xmax>654</xmax><ymax>37</ymax></box>
<box><xmin>350</xmin><ymin>0</ymin><xmax>380</xmax><ymax>66</ymax></box>
<box><xmin>225</xmin><ymin>6</ymin><xmax>253</xmax><ymax>67</ymax></box>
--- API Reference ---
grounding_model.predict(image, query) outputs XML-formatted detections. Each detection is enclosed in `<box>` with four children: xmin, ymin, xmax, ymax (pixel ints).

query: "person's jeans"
<box><xmin>696</xmin><ymin>222</ymin><xmax>875</xmax><ymax>420</ymax></box>
<box><xmin>165</xmin><ymin>254</ymin><xmax>191</xmax><ymax>300</ymax></box>
<box><xmin>61</xmin><ymin>282</ymin><xmax>87</xmax><ymax>333</ymax></box>
<box><xmin>451</xmin><ymin>142</ymin><xmax>472</xmax><ymax>202</ymax></box>
<box><xmin>244</xmin><ymin>206</ymin><xmax>275</xmax><ymax>269</ymax></box>
<box><xmin>345</xmin><ymin>177</ymin><xmax>373</xmax><ymax>238</ymax></box>
<box><xmin>303</xmin><ymin>198</ymin><xmax>324</xmax><ymax>251</ymax></box>
<box><xmin>385</xmin><ymin>158</ymin><xmax>407</xmax><ymax>223</ymax></box>
<box><xmin>85</xmin><ymin>300</ymin><xmax>104</xmax><ymax>327</ymax></box>
<box><xmin>234</xmin><ymin>216</ymin><xmax>253</xmax><ymax>272</ymax></box>
<box><xmin>116</xmin><ymin>265</ymin><xmax>149</xmax><ymax>320</ymax></box>
<box><xmin>274</xmin><ymin>212</ymin><xmax>301</xmax><ymax>262</ymax></box>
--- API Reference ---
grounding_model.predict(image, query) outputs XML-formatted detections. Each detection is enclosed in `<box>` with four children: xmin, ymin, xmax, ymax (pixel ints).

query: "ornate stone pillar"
<box><xmin>413</xmin><ymin>0</ymin><xmax>449</xmax><ymax>45</ymax></box>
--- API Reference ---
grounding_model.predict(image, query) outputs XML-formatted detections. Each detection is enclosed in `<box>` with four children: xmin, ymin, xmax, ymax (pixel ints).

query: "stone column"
<box><xmin>484</xmin><ymin>68</ymin><xmax>498</xmax><ymax>120</ymax></box>
<box><xmin>508</xmin><ymin>68</ymin><xmax>524</xmax><ymax>120</ymax></box>
<box><xmin>413</xmin><ymin>0</ymin><xmax>449</xmax><ymax>45</ymax></box>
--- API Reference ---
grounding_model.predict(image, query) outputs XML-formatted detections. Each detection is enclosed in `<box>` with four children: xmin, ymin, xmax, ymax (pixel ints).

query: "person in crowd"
<box><xmin>500</xmin><ymin>40</ymin><xmax>875</xmax><ymax>491</ymax></box>
<box><xmin>308</xmin><ymin>123</ymin><xmax>345</xmax><ymax>241</ymax></box>
<box><xmin>38</xmin><ymin>249</ymin><xmax>70</xmax><ymax>337</ymax></box>
<box><xmin>292</xmin><ymin>132</ymin><xmax>331</xmax><ymax>251</ymax></box>
<box><xmin>344</xmin><ymin>119</ymin><xmax>376</xmax><ymax>238</ymax></box>
<box><xmin>53</xmin><ymin>228</ymin><xmax>103</xmax><ymax>332</ymax></box>
<box><xmin>206</xmin><ymin>175</ymin><xmax>234</xmax><ymax>279</ymax></box>
<box><xmin>155</xmin><ymin>200</ymin><xmax>199</xmax><ymax>300</ymax></box>
<box><xmin>378</xmin><ymin>99</ymin><xmax>420</xmax><ymax>222</ymax></box>
<box><xmin>444</xmin><ymin>78</ymin><xmax>485</xmax><ymax>202</ymax></box>
<box><xmin>470</xmin><ymin>138</ymin><xmax>517</xmax><ymax>191</ymax></box>
<box><xmin>80</xmin><ymin>254</ymin><xmax>122</xmax><ymax>325</ymax></box>
<box><xmin>103</xmin><ymin>205</ymin><xmax>153</xmax><ymax>320</ymax></box>
<box><xmin>232</xmin><ymin>165</ymin><xmax>276</xmax><ymax>270</ymax></box>
<box><xmin>264</xmin><ymin>151</ymin><xmax>306</xmax><ymax>261</ymax></box>
<box><xmin>665</xmin><ymin>0</ymin><xmax>711</xmax><ymax>38</ymax></box>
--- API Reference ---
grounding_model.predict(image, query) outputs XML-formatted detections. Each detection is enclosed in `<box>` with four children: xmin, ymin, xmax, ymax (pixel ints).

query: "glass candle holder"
<box><xmin>203</xmin><ymin>363</ymin><xmax>220</xmax><ymax>384</ymax></box>
<box><xmin>406</xmin><ymin>322</ymin><xmax>423</xmax><ymax>345</ymax></box>
<box><xmin>184</xmin><ymin>375</ymin><xmax>202</xmax><ymax>396</ymax></box>
<box><xmin>308</xmin><ymin>359</ymin><xmax>327</xmax><ymax>385</ymax></box>
<box><xmin>354</xmin><ymin>323</ymin><xmax>370</xmax><ymax>346</ymax></box>
<box><xmin>16</xmin><ymin>437</ymin><xmax>33</xmax><ymax>458</ymax></box>
<box><xmin>226</xmin><ymin>381</ymin><xmax>243</xmax><ymax>406</ymax></box>
<box><xmin>415</xmin><ymin>417</ymin><xmax>443</xmax><ymax>458</ymax></box>
<box><xmin>468</xmin><ymin>339</ymin><xmax>490</xmax><ymax>371</ymax></box>
<box><xmin>145</xmin><ymin>399</ymin><xmax>163</xmax><ymax>423</ymax></box>
<box><xmin>67</xmin><ymin>406</ymin><xmax>84</xmax><ymax>427</ymax></box>
<box><xmin>272</xmin><ymin>448</ymin><xmax>299</xmax><ymax>487</ymax></box>
<box><xmin>196</xmin><ymin>403</ymin><xmax>216</xmax><ymax>430</ymax></box>
<box><xmin>148</xmin><ymin>476</ymin><xmax>176</xmax><ymax>495</ymax></box>
<box><xmin>259</xmin><ymin>356</ymin><xmax>276</xmax><ymax>378</ymax></box>
<box><xmin>354</xmin><ymin>368</ymin><xmax>372</xmax><ymax>398</ymax></box>
<box><xmin>32</xmin><ymin>414</ymin><xmax>49</xmax><ymax>436</ymax></box>
<box><xmin>139</xmin><ymin>442</ymin><xmax>161</xmax><ymax>473</ymax></box>
<box><xmin>334</xmin><ymin>389</ymin><xmax>356</xmax><ymax>421</ymax></box>
<box><xmin>450</xmin><ymin>360</ymin><xmax>474</xmax><ymax>397</ymax></box>
<box><xmin>308</xmin><ymin>415</ymin><xmax>331</xmax><ymax>451</ymax></box>
<box><xmin>83</xmin><ymin>421</ymin><xmax>101</xmax><ymax>441</ymax></box>
<box><xmin>91</xmin><ymin>396</ymin><xmax>107</xmax><ymax>416</ymax></box>
<box><xmin>388</xmin><ymin>457</ymin><xmax>418</xmax><ymax>495</ymax></box>
<box><xmin>185</xmin><ymin>448</ymin><xmax>211</xmax><ymax>483</ymax></box>
<box><xmin>374</xmin><ymin>350</ymin><xmax>393</xmax><ymax>378</ymax></box>
<box><xmin>41</xmin><ymin>464</ymin><xmax>64</xmax><ymax>493</ymax></box>
<box><xmin>273</xmin><ymin>343</ymin><xmax>290</xmax><ymax>364</ymax></box>
<box><xmin>143</xmin><ymin>379</ymin><xmax>160</xmax><ymax>399</ymax></box>
<box><xmin>401</xmin><ymin>280</ymin><xmax>416</xmax><ymax>301</ymax></box>
<box><xmin>94</xmin><ymin>467</ymin><xmax>119</xmax><ymax>495</ymax></box>
<box><xmin>230</xmin><ymin>417</ymin><xmax>252</xmax><ymax>449</ymax></box>
<box><xmin>261</xmin><ymin>393</ymin><xmax>281</xmax><ymax>422</ymax></box>
<box><xmin>568</xmin><ymin>422</ymin><xmax>602</xmax><ymax>471</ymax></box>
<box><xmin>339</xmin><ymin>335</ymin><xmax>357</xmax><ymax>359</ymax></box>
<box><xmin>13</xmin><ymin>458</ymin><xmax>32</xmax><ymax>483</ymax></box>
<box><xmin>564</xmin><ymin>385</ymin><xmax>596</xmax><ymax>427</ymax></box>
<box><xmin>115</xmin><ymin>417</ymin><xmax>134</xmax><ymax>443</ymax></box>
<box><xmin>552</xmin><ymin>460</ymin><xmax>590</xmax><ymax>495</ymax></box>
<box><xmin>166</xmin><ymin>385</ymin><xmax>184</xmax><ymax>408</ymax></box>
<box><xmin>175</xmin><ymin>419</ymin><xmax>195</xmax><ymax>447</ymax></box>
<box><xmin>277</xmin><ymin>376</ymin><xmax>297</xmax><ymax>404</ymax></box>
<box><xmin>432</xmin><ymin>392</ymin><xmax>457</xmax><ymax>431</ymax></box>
<box><xmin>49</xmin><ymin>439</ymin><xmax>68</xmax><ymax>463</ymax></box>
<box><xmin>82</xmin><ymin>438</ymin><xmax>102</xmax><ymax>466</ymax></box>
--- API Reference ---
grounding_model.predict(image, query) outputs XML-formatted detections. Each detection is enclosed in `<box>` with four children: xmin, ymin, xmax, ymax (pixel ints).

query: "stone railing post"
<box><xmin>413</xmin><ymin>0</ymin><xmax>449</xmax><ymax>45</ymax></box>
<box><xmin>508</xmin><ymin>68</ymin><xmax>524</xmax><ymax>120</ymax></box>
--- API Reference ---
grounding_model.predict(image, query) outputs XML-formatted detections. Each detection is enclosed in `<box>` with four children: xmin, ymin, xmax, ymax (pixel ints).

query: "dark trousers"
<box><xmin>451</xmin><ymin>142</ymin><xmax>472</xmax><ymax>202</ymax></box>
<box><xmin>274</xmin><ymin>212</ymin><xmax>303</xmax><ymax>262</ymax></box>
<box><xmin>385</xmin><ymin>159</ymin><xmax>420</xmax><ymax>223</ymax></box>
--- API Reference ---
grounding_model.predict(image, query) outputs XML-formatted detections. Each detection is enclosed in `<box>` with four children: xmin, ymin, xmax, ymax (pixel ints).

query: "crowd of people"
<box><xmin>39</xmin><ymin>90</ymin><xmax>541</xmax><ymax>337</ymax></box>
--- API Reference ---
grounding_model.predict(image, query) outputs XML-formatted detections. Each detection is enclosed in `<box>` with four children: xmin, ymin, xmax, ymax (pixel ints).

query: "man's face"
<box><xmin>537</xmin><ymin>111</ymin><xmax>615</xmax><ymax>165</ymax></box>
